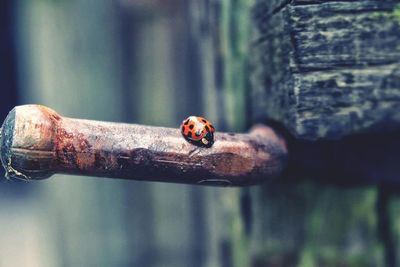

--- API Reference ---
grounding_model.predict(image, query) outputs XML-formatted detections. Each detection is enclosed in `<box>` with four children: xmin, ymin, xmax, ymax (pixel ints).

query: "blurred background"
<box><xmin>0</xmin><ymin>0</ymin><xmax>397</xmax><ymax>266</ymax></box>
<box><xmin>0</xmin><ymin>0</ymin><xmax>256</xmax><ymax>267</ymax></box>
<box><xmin>1</xmin><ymin>0</ymin><xmax>248</xmax><ymax>266</ymax></box>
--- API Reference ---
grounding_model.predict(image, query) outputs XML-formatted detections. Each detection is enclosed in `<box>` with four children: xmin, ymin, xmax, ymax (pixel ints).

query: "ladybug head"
<box><xmin>201</xmin><ymin>132</ymin><xmax>214</xmax><ymax>148</ymax></box>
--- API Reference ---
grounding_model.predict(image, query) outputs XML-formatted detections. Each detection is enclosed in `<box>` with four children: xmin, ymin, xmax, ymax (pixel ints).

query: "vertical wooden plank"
<box><xmin>189</xmin><ymin>1</ymin><xmax>256</xmax><ymax>266</ymax></box>
<box><xmin>250</xmin><ymin>184</ymin><xmax>383</xmax><ymax>266</ymax></box>
<box><xmin>388</xmin><ymin>194</ymin><xmax>400</xmax><ymax>266</ymax></box>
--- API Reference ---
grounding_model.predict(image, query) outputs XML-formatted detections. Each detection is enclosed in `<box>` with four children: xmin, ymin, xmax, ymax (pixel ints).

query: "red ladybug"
<box><xmin>181</xmin><ymin>116</ymin><xmax>215</xmax><ymax>148</ymax></box>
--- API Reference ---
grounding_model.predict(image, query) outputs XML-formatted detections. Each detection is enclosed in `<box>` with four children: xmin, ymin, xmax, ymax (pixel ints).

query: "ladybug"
<box><xmin>181</xmin><ymin>116</ymin><xmax>215</xmax><ymax>148</ymax></box>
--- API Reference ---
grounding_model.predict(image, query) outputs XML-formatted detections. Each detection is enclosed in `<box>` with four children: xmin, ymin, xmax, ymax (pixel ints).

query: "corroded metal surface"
<box><xmin>0</xmin><ymin>105</ymin><xmax>287</xmax><ymax>186</ymax></box>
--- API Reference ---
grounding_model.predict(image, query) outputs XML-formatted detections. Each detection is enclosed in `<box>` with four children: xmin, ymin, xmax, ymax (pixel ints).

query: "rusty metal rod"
<box><xmin>0</xmin><ymin>105</ymin><xmax>287</xmax><ymax>186</ymax></box>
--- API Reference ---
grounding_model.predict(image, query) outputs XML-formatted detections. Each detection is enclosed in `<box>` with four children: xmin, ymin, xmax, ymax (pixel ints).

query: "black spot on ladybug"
<box><xmin>189</xmin><ymin>125</ymin><xmax>194</xmax><ymax>130</ymax></box>
<box><xmin>184</xmin><ymin>119</ymin><xmax>189</xmax><ymax>125</ymax></box>
<box><xmin>202</xmin><ymin>119</ymin><xmax>207</xmax><ymax>123</ymax></box>
<box><xmin>187</xmin><ymin>132</ymin><xmax>192</xmax><ymax>138</ymax></box>
<box><xmin>205</xmin><ymin>126</ymin><xmax>209</xmax><ymax>131</ymax></box>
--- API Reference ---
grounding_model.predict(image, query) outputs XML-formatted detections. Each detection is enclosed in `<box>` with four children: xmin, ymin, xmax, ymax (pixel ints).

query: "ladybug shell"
<box><xmin>181</xmin><ymin>116</ymin><xmax>215</xmax><ymax>147</ymax></box>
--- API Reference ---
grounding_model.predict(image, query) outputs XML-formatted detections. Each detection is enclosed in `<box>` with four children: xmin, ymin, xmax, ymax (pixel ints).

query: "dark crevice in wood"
<box><xmin>262</xmin><ymin>118</ymin><xmax>400</xmax><ymax>187</ymax></box>
<box><xmin>293</xmin><ymin>0</ymin><xmax>356</xmax><ymax>4</ymax></box>
<box><xmin>287</xmin><ymin>8</ymin><xmax>302</xmax><ymax>74</ymax></box>
<box><xmin>271</xmin><ymin>0</ymin><xmax>293</xmax><ymax>16</ymax></box>
<box><xmin>292</xmin><ymin>0</ymin><xmax>399</xmax><ymax>8</ymax></box>
<box><xmin>286</xmin><ymin>130</ymin><xmax>400</xmax><ymax>187</ymax></box>
<box><xmin>290</xmin><ymin>61</ymin><xmax>400</xmax><ymax>73</ymax></box>
<box><xmin>377</xmin><ymin>186</ymin><xmax>396</xmax><ymax>267</ymax></box>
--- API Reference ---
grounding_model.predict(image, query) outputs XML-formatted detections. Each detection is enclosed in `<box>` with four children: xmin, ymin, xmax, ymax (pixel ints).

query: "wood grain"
<box><xmin>251</xmin><ymin>0</ymin><xmax>400</xmax><ymax>139</ymax></box>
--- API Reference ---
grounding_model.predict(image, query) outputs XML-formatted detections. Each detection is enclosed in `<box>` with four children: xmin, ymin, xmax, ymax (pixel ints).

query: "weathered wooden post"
<box><xmin>251</xmin><ymin>0</ymin><xmax>400</xmax><ymax>140</ymax></box>
<box><xmin>248</xmin><ymin>1</ymin><xmax>400</xmax><ymax>266</ymax></box>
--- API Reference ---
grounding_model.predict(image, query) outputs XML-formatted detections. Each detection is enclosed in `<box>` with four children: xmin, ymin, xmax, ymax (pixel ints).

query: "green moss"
<box><xmin>394</xmin><ymin>4</ymin><xmax>400</xmax><ymax>23</ymax></box>
<box><xmin>299</xmin><ymin>186</ymin><xmax>383</xmax><ymax>266</ymax></box>
<box><xmin>298</xmin><ymin>247</ymin><xmax>317</xmax><ymax>267</ymax></box>
<box><xmin>368</xmin><ymin>7</ymin><xmax>400</xmax><ymax>23</ymax></box>
<box><xmin>388</xmin><ymin>197</ymin><xmax>400</xmax><ymax>241</ymax></box>
<box><xmin>220</xmin><ymin>0</ymin><xmax>254</xmax><ymax>131</ymax></box>
<box><xmin>221</xmin><ymin>189</ymin><xmax>250</xmax><ymax>267</ymax></box>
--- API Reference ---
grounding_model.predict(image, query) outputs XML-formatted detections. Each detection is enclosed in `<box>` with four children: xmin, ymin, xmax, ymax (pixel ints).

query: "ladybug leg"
<box><xmin>188</xmin><ymin>147</ymin><xmax>201</xmax><ymax>157</ymax></box>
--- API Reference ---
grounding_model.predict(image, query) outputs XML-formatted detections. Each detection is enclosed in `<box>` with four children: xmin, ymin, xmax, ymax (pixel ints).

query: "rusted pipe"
<box><xmin>0</xmin><ymin>105</ymin><xmax>287</xmax><ymax>186</ymax></box>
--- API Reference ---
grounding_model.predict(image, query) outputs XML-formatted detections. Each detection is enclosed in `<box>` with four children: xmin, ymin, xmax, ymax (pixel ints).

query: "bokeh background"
<box><xmin>1</xmin><ymin>0</ymin><xmax>399</xmax><ymax>267</ymax></box>
<box><xmin>1</xmin><ymin>1</ymin><xmax>247</xmax><ymax>266</ymax></box>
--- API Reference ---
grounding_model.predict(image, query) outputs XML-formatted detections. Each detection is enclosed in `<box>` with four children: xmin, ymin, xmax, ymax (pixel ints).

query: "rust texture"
<box><xmin>0</xmin><ymin>105</ymin><xmax>288</xmax><ymax>186</ymax></box>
